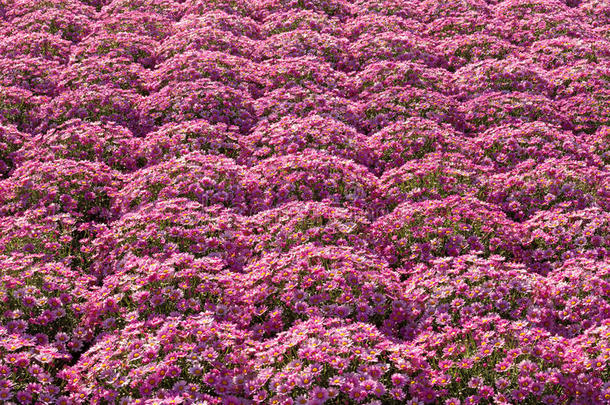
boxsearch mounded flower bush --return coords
[415,0,490,23]
[156,25,258,62]
[253,85,359,129]
[350,0,419,19]
[180,10,261,39]
[347,31,444,70]
[451,58,550,99]
[370,196,520,268]
[516,207,610,273]
[40,85,146,136]
[71,32,159,68]
[0,209,81,262]
[0,31,72,64]
[394,254,610,403]
[0,158,121,222]
[80,253,246,334]
[6,7,94,43]
[59,57,151,95]
[488,11,588,47]
[538,257,610,336]
[349,60,452,98]
[243,150,382,215]
[489,0,574,20]
[233,244,400,338]
[353,85,462,134]
[63,313,256,404]
[547,60,610,99]
[459,91,568,133]
[0,252,96,403]
[114,152,248,215]
[261,8,344,37]
[0,86,46,132]
[256,29,349,68]
[256,56,349,96]
[139,78,257,134]
[149,50,265,97]
[250,317,435,404]
[244,201,371,257]
[581,125,610,167]
[91,11,175,40]
[138,119,243,165]
[463,122,582,171]
[481,158,610,221]
[379,152,487,208]
[365,118,464,173]
[99,0,184,21]
[89,198,251,276]
[182,0,256,18]
[4,0,97,21]
[435,34,517,70]
[19,119,144,172]
[341,14,421,40]
[0,254,95,354]
[525,36,610,70]
[556,89,610,134]
[254,0,353,19]
[242,114,371,165]
[0,56,62,97]
[424,12,489,40]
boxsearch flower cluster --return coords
[250,317,428,404]
[0,209,81,262]
[243,150,382,215]
[354,85,461,134]
[256,56,349,95]
[365,118,464,173]
[244,201,371,256]
[435,34,517,70]
[379,152,487,208]
[41,85,145,136]
[242,114,371,165]
[482,158,610,221]
[114,152,248,214]
[256,29,349,67]
[138,119,243,165]
[459,91,569,133]
[370,196,520,267]
[63,313,256,404]
[0,158,121,221]
[89,198,251,276]
[547,60,610,98]
[59,57,150,95]
[557,89,610,134]
[20,119,144,172]
[139,78,256,134]
[451,58,550,99]
[0,57,62,96]
[157,18,258,61]
[253,85,358,128]
[582,125,610,166]
[349,60,452,98]
[234,244,400,338]
[464,122,582,170]
[517,207,610,273]
[149,50,265,96]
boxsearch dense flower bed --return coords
[1,0,609,403]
